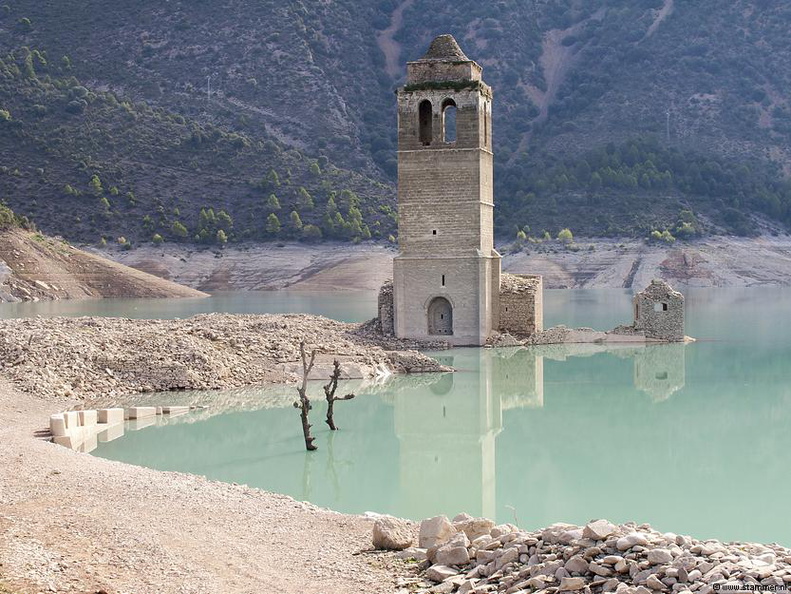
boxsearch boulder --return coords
[565,555,590,574]
[372,516,413,551]
[426,565,458,583]
[617,533,650,551]
[455,517,496,541]
[419,515,457,549]
[647,549,674,565]
[559,577,586,591]
[435,532,471,566]
[583,519,618,541]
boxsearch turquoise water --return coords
[82,288,791,546]
[0,290,377,322]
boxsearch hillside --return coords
[0,206,206,301]
[1,1,791,242]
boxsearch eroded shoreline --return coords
[1,314,790,594]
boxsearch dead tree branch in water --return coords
[323,359,355,431]
[293,340,318,451]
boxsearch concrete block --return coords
[49,414,68,437]
[97,423,125,443]
[127,417,156,431]
[98,408,124,424]
[156,406,164,415]
[127,406,156,420]
[53,435,78,449]
[54,426,85,450]
[63,411,79,429]
[78,410,97,426]
[79,431,98,454]
[162,406,190,416]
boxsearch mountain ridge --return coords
[1,0,791,243]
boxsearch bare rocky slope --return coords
[0,229,206,302]
[110,236,791,292]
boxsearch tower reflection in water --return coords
[381,343,686,521]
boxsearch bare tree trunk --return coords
[293,341,318,451]
[323,359,355,431]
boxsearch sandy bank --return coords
[0,379,413,594]
[105,235,791,292]
[0,229,206,302]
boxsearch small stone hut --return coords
[632,279,685,342]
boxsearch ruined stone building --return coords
[632,280,685,342]
[381,34,542,346]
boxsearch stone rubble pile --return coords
[0,313,449,402]
[373,515,791,594]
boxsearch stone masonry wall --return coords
[377,280,394,336]
[633,279,684,341]
[498,273,543,337]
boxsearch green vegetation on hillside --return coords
[499,137,791,237]
[0,43,395,245]
[1,0,791,241]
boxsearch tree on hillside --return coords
[266,193,281,211]
[289,210,303,232]
[266,212,280,235]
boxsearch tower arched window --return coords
[419,100,433,145]
[442,98,457,143]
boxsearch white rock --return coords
[419,516,457,549]
[395,547,427,561]
[648,549,674,565]
[559,577,586,591]
[647,575,668,590]
[495,547,519,571]
[426,565,458,583]
[583,519,618,540]
[617,533,650,551]
[565,555,590,574]
[372,516,413,551]
[455,517,495,541]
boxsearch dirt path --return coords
[0,380,412,594]
[376,0,415,79]
[512,12,604,164]
[644,0,675,39]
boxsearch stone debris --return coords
[0,313,451,402]
[372,516,415,551]
[402,518,791,594]
[419,515,458,550]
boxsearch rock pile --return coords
[381,515,791,594]
[0,313,449,402]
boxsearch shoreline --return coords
[3,376,791,593]
[102,235,791,293]
[0,313,448,403]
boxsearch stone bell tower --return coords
[392,34,501,346]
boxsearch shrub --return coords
[152,233,164,245]
[557,228,573,243]
[301,224,322,241]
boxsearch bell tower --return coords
[392,34,501,346]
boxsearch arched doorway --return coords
[428,297,453,335]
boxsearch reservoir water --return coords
[5,288,789,546]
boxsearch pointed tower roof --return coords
[419,34,470,62]
[405,34,483,86]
